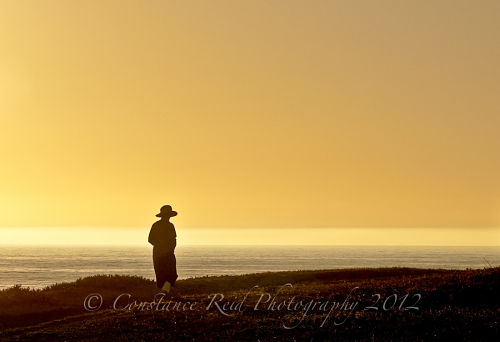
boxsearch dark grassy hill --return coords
[1,267,499,341]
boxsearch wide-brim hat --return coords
[156,205,178,218]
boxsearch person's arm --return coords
[168,223,177,251]
[148,225,156,246]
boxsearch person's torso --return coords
[152,220,176,250]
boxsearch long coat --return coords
[148,219,178,288]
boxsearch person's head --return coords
[155,205,178,221]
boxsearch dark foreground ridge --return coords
[1,267,499,341]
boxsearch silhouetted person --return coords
[148,205,178,294]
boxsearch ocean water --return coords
[0,245,499,289]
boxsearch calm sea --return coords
[0,245,499,289]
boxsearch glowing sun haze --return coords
[1,1,499,244]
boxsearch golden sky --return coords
[1,0,499,231]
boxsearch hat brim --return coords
[156,211,178,218]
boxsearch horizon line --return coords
[2,226,500,229]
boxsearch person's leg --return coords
[152,249,161,288]
[160,253,178,295]
[164,253,180,297]
[161,280,171,293]
[170,253,178,286]
[153,248,169,289]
